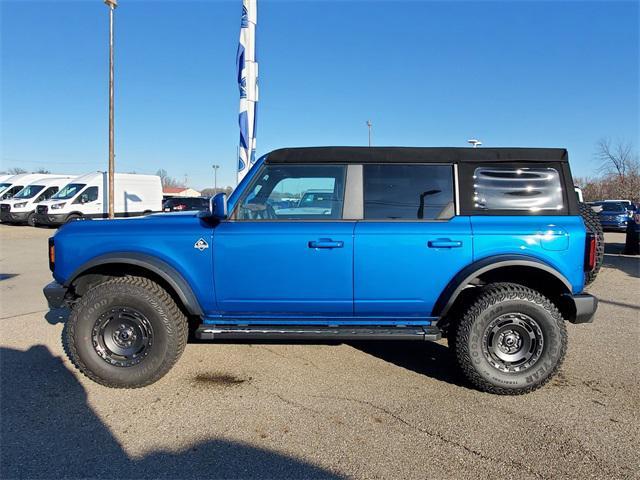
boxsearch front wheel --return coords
[63,276,188,388]
[454,283,567,395]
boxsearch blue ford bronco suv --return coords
[44,147,603,394]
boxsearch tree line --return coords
[574,139,639,203]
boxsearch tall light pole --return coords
[366,120,372,147]
[212,164,220,193]
[105,0,117,219]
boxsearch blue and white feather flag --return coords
[237,0,258,183]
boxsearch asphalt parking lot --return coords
[1,225,638,479]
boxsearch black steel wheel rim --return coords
[481,313,544,373]
[92,307,154,367]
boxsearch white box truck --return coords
[35,172,162,226]
[0,176,75,225]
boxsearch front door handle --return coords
[428,239,463,248]
[308,238,344,249]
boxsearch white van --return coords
[0,174,63,201]
[0,176,75,225]
[35,172,162,226]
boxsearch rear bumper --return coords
[43,281,68,309]
[571,293,598,324]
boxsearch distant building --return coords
[163,187,201,198]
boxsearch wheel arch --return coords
[433,255,575,322]
[65,253,204,316]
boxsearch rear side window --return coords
[473,167,564,212]
[363,165,454,220]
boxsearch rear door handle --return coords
[428,239,463,248]
[308,238,344,249]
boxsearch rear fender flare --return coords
[432,255,573,318]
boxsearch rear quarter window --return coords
[467,166,566,214]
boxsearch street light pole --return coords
[366,120,372,147]
[212,164,220,193]
[105,0,117,219]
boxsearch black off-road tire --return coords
[454,283,567,395]
[63,276,188,388]
[578,202,604,285]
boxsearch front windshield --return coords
[51,183,86,200]
[13,185,44,199]
[0,183,11,195]
[602,203,625,212]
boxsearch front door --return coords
[354,164,473,318]
[214,164,354,318]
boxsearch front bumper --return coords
[34,213,66,226]
[571,293,598,324]
[0,211,30,223]
[43,281,68,309]
[600,219,628,231]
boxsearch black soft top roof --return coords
[265,147,568,164]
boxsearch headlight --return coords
[13,202,27,209]
[50,203,66,210]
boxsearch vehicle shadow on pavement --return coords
[0,346,342,479]
[349,341,467,388]
[602,253,639,279]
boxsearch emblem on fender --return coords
[194,238,209,251]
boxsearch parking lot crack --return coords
[309,394,548,479]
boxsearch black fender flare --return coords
[432,254,573,318]
[65,252,204,316]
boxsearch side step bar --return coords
[195,325,442,341]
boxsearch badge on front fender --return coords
[194,238,209,251]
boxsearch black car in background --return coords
[162,197,209,212]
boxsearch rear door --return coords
[354,164,472,318]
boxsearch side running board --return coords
[195,325,442,341]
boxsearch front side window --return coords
[473,167,563,212]
[52,183,86,200]
[235,164,346,220]
[13,185,45,199]
[36,187,59,202]
[0,185,23,200]
[74,186,99,204]
[363,164,454,220]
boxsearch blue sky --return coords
[1,0,638,189]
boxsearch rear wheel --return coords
[578,202,604,285]
[63,276,188,388]
[454,283,567,395]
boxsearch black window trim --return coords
[359,162,457,223]
[227,162,459,223]
[229,162,351,222]
[458,162,572,216]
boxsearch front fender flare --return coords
[65,252,204,316]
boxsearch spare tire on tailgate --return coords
[578,202,604,285]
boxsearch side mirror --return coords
[208,193,228,219]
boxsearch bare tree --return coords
[578,139,640,202]
[35,168,51,174]
[155,169,184,188]
[596,138,638,179]
[7,167,27,175]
